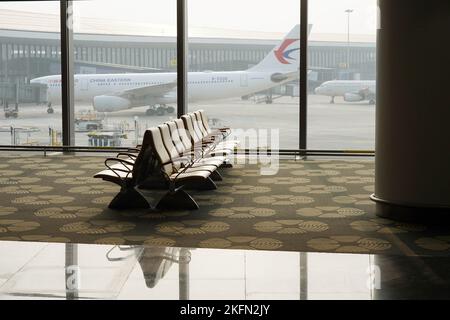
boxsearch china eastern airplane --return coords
[314,80,376,105]
[31,25,303,116]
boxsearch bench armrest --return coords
[104,158,134,179]
[117,152,137,160]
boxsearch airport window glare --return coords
[187,0,301,150]
[307,0,377,150]
[0,1,62,146]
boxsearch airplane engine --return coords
[93,95,131,112]
[271,73,288,83]
[344,93,364,102]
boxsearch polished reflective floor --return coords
[0,240,449,300]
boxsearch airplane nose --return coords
[30,78,43,85]
[314,87,321,94]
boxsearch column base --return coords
[371,194,450,224]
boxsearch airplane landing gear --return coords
[156,106,166,116]
[369,99,376,105]
[166,106,175,114]
[146,106,156,116]
[47,103,54,114]
[330,96,335,104]
[146,104,175,116]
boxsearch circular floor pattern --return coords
[318,163,366,170]
[91,196,114,205]
[0,177,41,185]
[198,236,283,250]
[0,219,40,233]
[0,185,53,195]
[328,176,375,184]
[21,163,68,170]
[355,169,375,176]
[258,176,311,185]
[215,185,271,195]
[220,177,244,185]
[253,195,315,206]
[296,207,366,218]
[62,158,105,164]
[415,236,450,251]
[156,220,230,236]
[195,195,234,206]
[9,158,52,165]
[0,170,24,177]
[60,220,136,234]
[36,169,86,177]
[34,206,103,219]
[291,169,340,177]
[54,176,99,185]
[289,185,347,194]
[67,185,118,195]
[253,220,329,234]
[208,207,276,219]
[350,218,427,234]
[12,195,75,205]
[333,194,373,206]
[0,206,18,217]
[307,236,391,253]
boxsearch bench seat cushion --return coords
[94,169,133,179]
[169,170,211,181]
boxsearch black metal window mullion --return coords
[177,0,188,118]
[300,0,308,155]
[60,0,75,148]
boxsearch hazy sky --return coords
[0,0,377,35]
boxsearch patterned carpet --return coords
[0,155,449,257]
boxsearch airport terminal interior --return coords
[0,0,449,300]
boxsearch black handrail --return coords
[0,145,375,157]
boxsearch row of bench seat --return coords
[94,110,238,210]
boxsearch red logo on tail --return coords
[274,39,299,64]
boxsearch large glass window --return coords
[308,0,377,150]
[0,1,61,146]
[0,1,378,151]
[72,0,177,147]
[188,0,301,150]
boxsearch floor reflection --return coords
[0,240,449,300]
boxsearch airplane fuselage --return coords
[35,70,287,106]
[30,24,302,113]
[315,80,376,97]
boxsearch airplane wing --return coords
[115,81,177,99]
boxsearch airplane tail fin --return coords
[249,24,310,73]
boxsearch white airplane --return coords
[31,25,302,116]
[314,80,376,105]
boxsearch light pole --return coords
[345,9,354,70]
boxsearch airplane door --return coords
[80,79,89,91]
[240,74,248,87]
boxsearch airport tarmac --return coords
[0,94,375,150]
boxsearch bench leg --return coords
[156,189,199,210]
[108,186,151,210]
[210,170,223,181]
[220,160,233,168]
